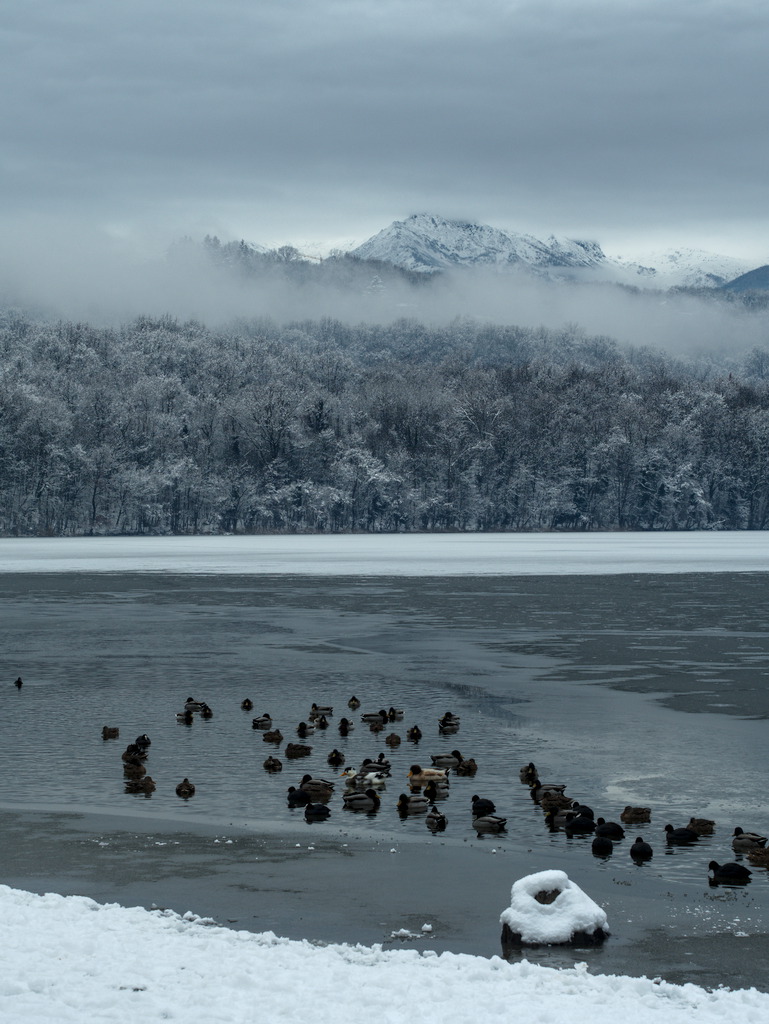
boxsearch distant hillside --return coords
[722,265,769,293]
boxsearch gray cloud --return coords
[1,0,768,261]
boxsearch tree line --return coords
[1,308,768,535]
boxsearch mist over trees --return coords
[1,307,769,536]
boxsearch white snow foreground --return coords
[2,884,768,1024]
[500,869,609,945]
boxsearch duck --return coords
[439,711,460,726]
[341,767,389,789]
[304,802,331,821]
[121,744,148,762]
[361,710,388,724]
[426,805,448,831]
[732,827,767,851]
[594,818,625,840]
[709,860,752,884]
[630,837,654,861]
[454,757,478,777]
[14,676,23,689]
[299,774,335,800]
[569,802,594,819]
[687,817,715,836]
[472,814,507,833]
[408,764,450,786]
[252,714,272,729]
[519,762,538,785]
[471,795,496,816]
[361,754,392,772]
[176,778,195,798]
[125,775,156,794]
[315,715,329,731]
[296,722,315,738]
[101,726,119,740]
[262,729,284,744]
[287,786,312,807]
[122,759,147,779]
[284,743,312,759]
[368,720,384,734]
[310,703,333,718]
[176,709,194,724]
[539,791,573,812]
[343,788,381,812]
[200,704,214,719]
[134,734,151,751]
[387,707,404,721]
[397,792,429,814]
[338,717,354,735]
[327,748,346,767]
[621,806,651,824]
[591,836,613,857]
[241,698,254,711]
[747,847,769,868]
[263,756,283,772]
[184,697,205,712]
[544,806,573,829]
[423,779,450,802]
[438,719,460,735]
[347,696,361,709]
[429,750,463,769]
[529,780,567,803]
[384,733,401,747]
[664,824,699,845]
[406,726,422,742]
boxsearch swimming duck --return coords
[252,714,272,729]
[347,696,361,709]
[338,718,354,735]
[262,729,284,744]
[539,791,573,812]
[423,779,450,802]
[296,722,315,738]
[732,827,767,851]
[519,762,538,785]
[397,792,429,814]
[304,802,331,821]
[327,748,346,767]
[176,778,195,799]
[429,750,463,769]
[200,704,213,719]
[176,709,194,724]
[299,774,335,800]
[125,775,156,794]
[591,836,613,857]
[630,837,654,861]
[594,818,625,840]
[284,742,313,759]
[426,806,448,831]
[438,719,460,735]
[361,754,392,772]
[747,847,769,868]
[471,795,496,816]
[387,707,404,721]
[529,780,568,803]
[544,806,573,829]
[134,734,151,751]
[709,860,752,884]
[406,726,422,742]
[454,757,478,777]
[621,806,651,824]
[341,767,389,789]
[315,715,329,731]
[184,698,205,712]
[241,698,254,711]
[287,786,312,807]
[310,703,333,718]
[121,744,148,762]
[687,817,715,836]
[263,756,283,772]
[472,814,507,833]
[664,824,699,845]
[361,710,388,725]
[102,726,119,740]
[385,733,401,747]
[122,759,147,778]
[408,765,450,786]
[14,676,22,690]
[343,788,381,812]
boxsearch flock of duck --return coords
[96,689,769,887]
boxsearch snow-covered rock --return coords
[500,869,609,946]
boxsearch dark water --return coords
[2,572,769,990]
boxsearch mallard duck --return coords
[263,756,283,772]
[287,786,311,807]
[426,805,447,831]
[347,696,361,709]
[327,748,345,767]
[296,721,315,738]
[519,762,537,785]
[361,710,388,725]
[384,733,401,747]
[361,754,391,772]
[471,795,496,816]
[529,780,567,803]
[473,814,507,833]
[544,806,573,829]
[747,847,769,867]
[123,759,147,779]
[539,791,573,812]
[630,837,653,861]
[388,707,404,721]
[14,676,22,689]
[343,788,381,812]
[341,767,389,789]
[263,729,284,744]
[732,827,767,851]
[621,806,651,824]
[369,720,384,734]
[284,742,312,758]
[299,774,335,800]
[592,836,613,857]
[664,824,699,845]
[429,750,463,768]
[252,714,272,729]
[397,792,429,814]
[408,764,449,786]
[407,725,422,742]
[241,698,254,711]
[594,818,625,840]
[454,757,478,776]
[121,744,147,762]
[438,720,460,735]
[200,704,213,719]
[102,726,119,740]
[424,779,450,802]
[310,703,333,718]
[338,717,354,735]
[304,802,331,821]
[687,817,715,836]
[125,775,156,794]
[176,778,195,798]
[184,698,205,712]
[315,715,329,731]
[176,709,194,723]
[709,860,752,884]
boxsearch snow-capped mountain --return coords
[349,214,606,274]
[347,214,754,289]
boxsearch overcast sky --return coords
[2,0,768,262]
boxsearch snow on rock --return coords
[500,869,609,946]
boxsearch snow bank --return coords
[2,884,768,1024]
[500,869,609,945]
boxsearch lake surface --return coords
[2,535,769,991]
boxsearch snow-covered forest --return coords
[2,308,769,536]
